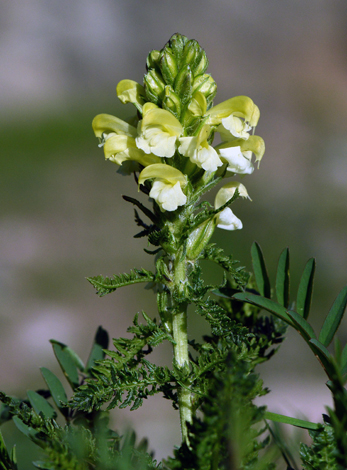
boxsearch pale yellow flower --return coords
[178,125,223,172]
[205,96,260,128]
[138,164,187,212]
[136,108,183,158]
[103,134,161,167]
[214,182,249,231]
[116,79,145,112]
[92,114,137,139]
[216,136,265,174]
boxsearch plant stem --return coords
[171,254,192,444]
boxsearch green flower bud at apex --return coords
[182,40,204,75]
[192,74,217,107]
[159,48,178,86]
[169,33,188,61]
[173,64,192,104]
[194,49,209,76]
[162,85,182,119]
[146,49,161,71]
[144,69,166,105]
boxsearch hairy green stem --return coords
[172,255,192,444]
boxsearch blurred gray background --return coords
[1,0,347,465]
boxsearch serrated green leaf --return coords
[233,292,294,326]
[122,195,159,224]
[86,326,109,372]
[0,429,11,470]
[276,248,290,307]
[264,411,319,430]
[40,367,68,414]
[50,341,80,389]
[296,258,315,319]
[251,242,271,298]
[286,310,316,343]
[27,390,57,419]
[87,268,156,297]
[318,285,347,347]
[309,339,335,379]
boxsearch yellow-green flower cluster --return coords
[93,34,265,229]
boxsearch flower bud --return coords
[181,40,209,76]
[192,74,217,107]
[186,218,217,260]
[159,48,178,86]
[144,69,166,105]
[169,33,188,60]
[116,79,145,112]
[146,50,161,71]
[173,64,192,104]
[162,85,181,119]
[194,50,209,76]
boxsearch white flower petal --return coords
[179,137,222,172]
[220,115,251,140]
[218,146,254,174]
[149,181,187,212]
[216,208,243,231]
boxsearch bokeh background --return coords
[1,0,347,466]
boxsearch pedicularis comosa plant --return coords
[1,33,347,470]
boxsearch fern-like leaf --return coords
[87,268,156,297]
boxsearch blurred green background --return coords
[1,0,347,465]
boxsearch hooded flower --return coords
[103,134,161,167]
[216,136,265,174]
[205,96,260,128]
[138,164,187,212]
[116,79,146,112]
[92,113,137,140]
[214,182,249,231]
[136,106,183,158]
[178,125,223,172]
[92,113,160,168]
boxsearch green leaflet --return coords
[264,411,319,430]
[318,285,347,347]
[40,367,68,414]
[276,247,290,307]
[232,292,294,326]
[27,391,57,420]
[286,310,316,343]
[50,341,81,390]
[87,268,156,297]
[251,242,271,298]
[86,326,109,371]
[309,339,335,380]
[12,416,36,441]
[296,258,315,319]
